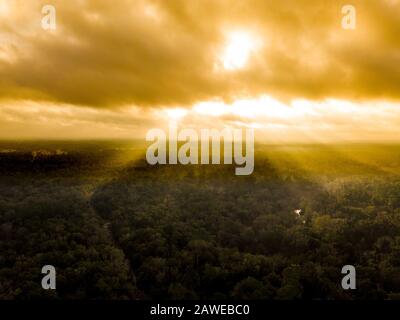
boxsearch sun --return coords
[221,31,259,71]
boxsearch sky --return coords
[0,0,399,141]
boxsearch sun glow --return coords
[221,31,259,71]
[165,108,188,120]
[159,96,400,143]
[193,96,292,119]
[0,1,10,16]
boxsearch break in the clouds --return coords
[0,0,399,139]
[1,97,400,142]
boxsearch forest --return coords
[1,141,400,299]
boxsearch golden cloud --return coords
[0,0,399,108]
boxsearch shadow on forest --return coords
[2,143,400,300]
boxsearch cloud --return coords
[180,97,400,142]
[0,0,400,109]
[1,97,399,142]
[0,100,160,139]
